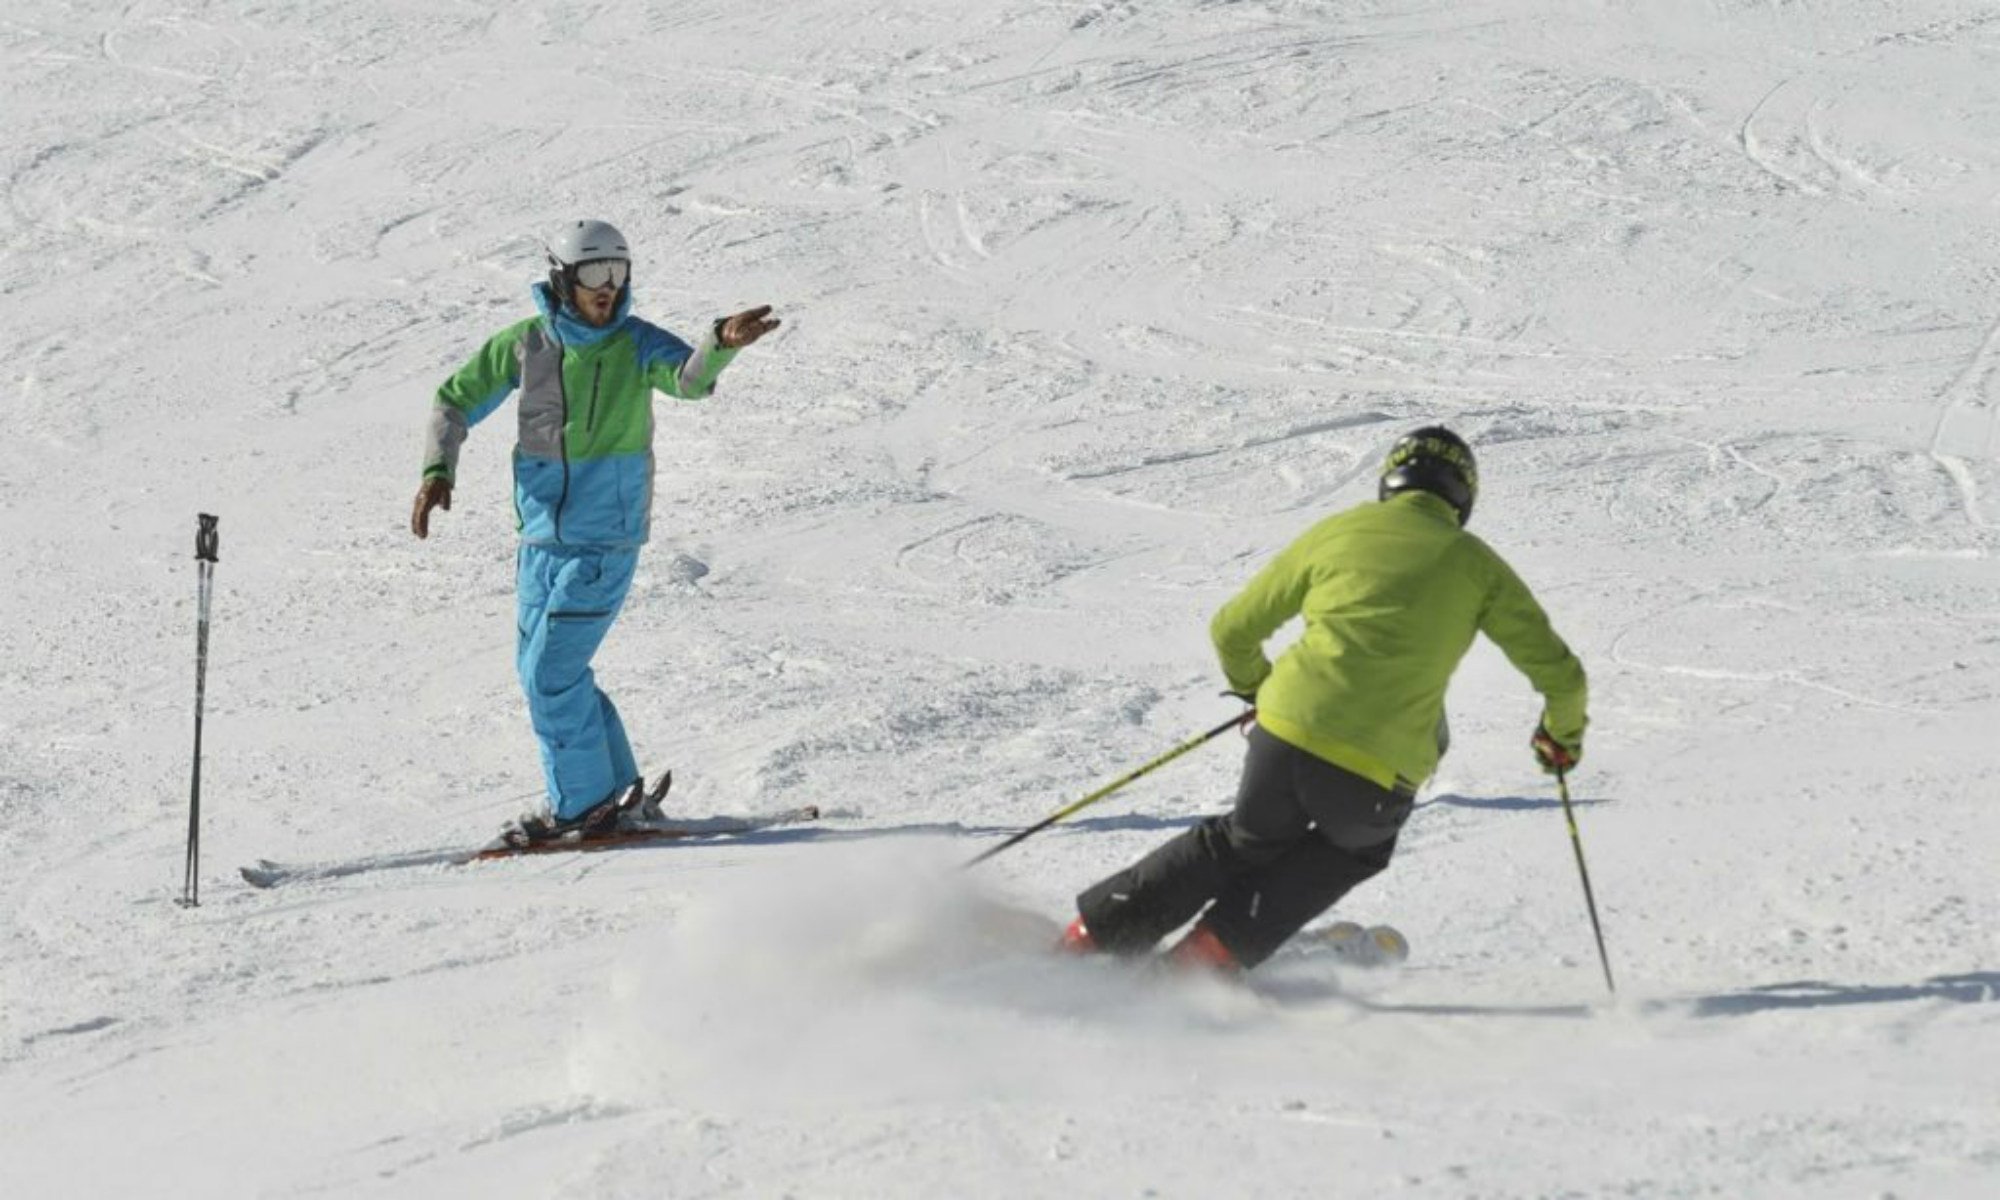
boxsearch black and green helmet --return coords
[1378,426,1478,524]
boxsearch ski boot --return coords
[1163,921,1243,977]
[1055,915,1099,956]
[612,771,675,830]
[500,780,643,848]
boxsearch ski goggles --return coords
[570,258,629,291]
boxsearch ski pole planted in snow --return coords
[1556,767,1614,994]
[180,514,220,909]
[963,709,1252,868]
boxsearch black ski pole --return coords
[1555,767,1614,994]
[964,709,1251,868]
[180,514,220,909]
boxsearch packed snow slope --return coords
[4,1,1998,1196]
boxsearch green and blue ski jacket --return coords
[422,284,737,547]
[1212,491,1588,791]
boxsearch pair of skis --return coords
[240,773,820,889]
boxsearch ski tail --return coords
[1308,921,1410,967]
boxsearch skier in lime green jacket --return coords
[1063,427,1589,971]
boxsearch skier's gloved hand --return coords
[411,478,452,539]
[1530,724,1581,774]
[715,305,781,349]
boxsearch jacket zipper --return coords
[584,360,604,432]
[553,340,571,543]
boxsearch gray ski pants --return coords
[1076,724,1415,969]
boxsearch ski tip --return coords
[239,866,277,889]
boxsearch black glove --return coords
[1531,724,1581,774]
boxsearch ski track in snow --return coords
[3,1,1999,1197]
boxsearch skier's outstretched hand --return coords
[411,478,452,539]
[717,305,780,348]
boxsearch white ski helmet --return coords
[546,219,629,267]
[544,219,631,303]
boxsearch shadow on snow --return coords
[1679,973,2000,1016]
[725,812,1207,848]
[1417,792,1614,813]
[1257,972,2000,1019]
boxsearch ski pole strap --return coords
[196,514,219,562]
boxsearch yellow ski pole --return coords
[1556,767,1615,994]
[964,710,1252,868]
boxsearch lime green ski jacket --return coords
[1211,491,1587,791]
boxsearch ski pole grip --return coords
[196,514,220,563]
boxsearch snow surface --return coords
[4,0,1998,1195]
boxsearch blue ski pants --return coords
[516,544,641,819]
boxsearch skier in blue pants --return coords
[411,219,780,841]
[513,546,642,829]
